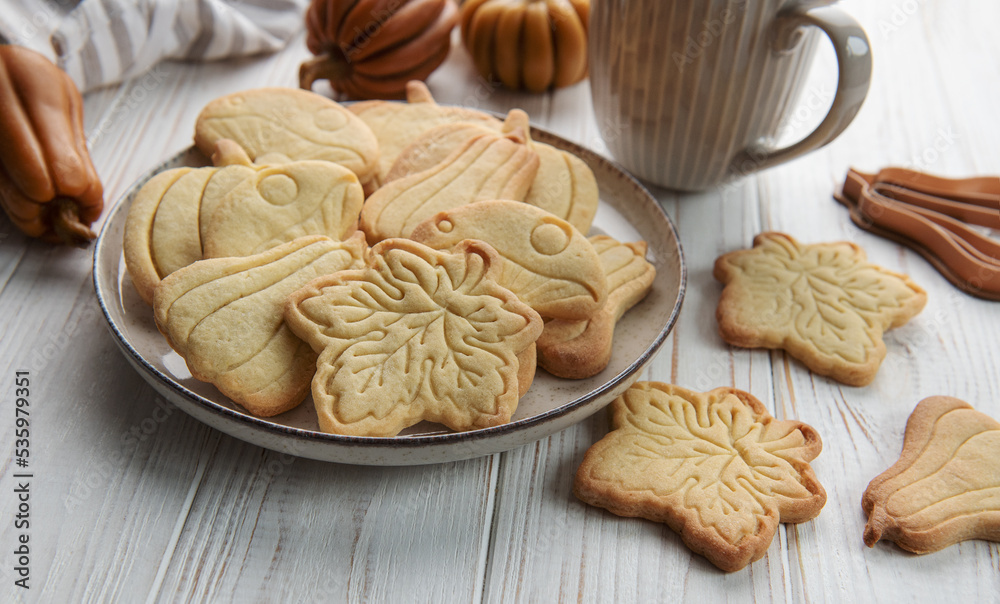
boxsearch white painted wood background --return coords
[1,0,998,601]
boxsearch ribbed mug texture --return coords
[589,0,820,191]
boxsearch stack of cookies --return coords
[123,82,656,437]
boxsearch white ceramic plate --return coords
[93,130,685,465]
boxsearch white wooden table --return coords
[2,1,998,601]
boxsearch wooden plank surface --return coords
[1,1,998,602]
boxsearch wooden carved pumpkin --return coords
[300,0,460,100]
[460,0,589,93]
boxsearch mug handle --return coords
[729,4,872,176]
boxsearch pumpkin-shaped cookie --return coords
[410,200,607,320]
[153,235,368,417]
[350,81,502,186]
[194,87,379,185]
[125,165,227,304]
[359,110,538,243]
[461,0,590,92]
[863,396,1000,554]
[387,120,599,233]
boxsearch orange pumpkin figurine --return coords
[461,0,590,93]
[300,0,460,100]
[0,45,104,246]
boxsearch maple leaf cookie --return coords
[713,232,927,386]
[862,396,1000,554]
[574,382,826,572]
[284,238,543,436]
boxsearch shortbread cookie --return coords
[201,156,363,258]
[574,382,826,572]
[359,110,539,244]
[194,87,379,185]
[410,200,607,320]
[524,140,599,234]
[124,167,197,303]
[383,122,490,183]
[387,120,599,233]
[862,396,1000,554]
[196,141,259,242]
[124,142,364,304]
[125,150,256,304]
[153,234,367,417]
[349,80,502,186]
[537,236,655,378]
[149,167,212,276]
[284,238,543,436]
[713,232,927,386]
[517,343,537,398]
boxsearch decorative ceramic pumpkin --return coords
[0,45,103,245]
[300,0,460,100]
[460,0,589,93]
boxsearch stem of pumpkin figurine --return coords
[50,198,96,247]
[299,52,351,92]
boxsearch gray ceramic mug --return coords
[589,0,872,191]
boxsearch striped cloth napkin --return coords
[0,0,308,92]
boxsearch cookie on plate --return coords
[359,110,539,244]
[574,382,826,572]
[200,152,364,259]
[713,232,927,386]
[862,395,1000,554]
[387,121,599,234]
[536,235,655,378]
[284,238,543,436]
[153,234,367,417]
[194,87,380,185]
[410,200,607,321]
[123,141,364,304]
[349,80,502,187]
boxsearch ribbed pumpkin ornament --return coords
[300,0,460,100]
[460,0,589,93]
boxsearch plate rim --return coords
[92,127,686,455]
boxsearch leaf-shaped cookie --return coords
[537,235,656,378]
[862,396,1000,554]
[285,238,543,436]
[574,382,826,572]
[153,235,368,417]
[387,120,599,233]
[410,200,607,320]
[194,87,380,185]
[349,80,502,186]
[714,232,927,386]
[359,110,539,244]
